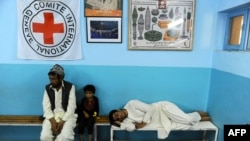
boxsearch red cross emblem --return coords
[22,1,77,57]
[33,12,64,45]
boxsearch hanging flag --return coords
[17,0,82,60]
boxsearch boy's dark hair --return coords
[109,109,118,125]
[83,84,95,93]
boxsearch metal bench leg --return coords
[110,128,114,141]
[94,124,97,141]
[202,131,209,141]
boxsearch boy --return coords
[77,84,99,141]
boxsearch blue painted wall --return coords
[0,0,214,67]
[0,64,211,140]
[208,69,250,141]
[207,0,250,141]
[0,64,210,115]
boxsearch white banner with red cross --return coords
[17,0,82,60]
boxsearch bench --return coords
[110,121,218,141]
[0,115,43,126]
[0,115,109,141]
[94,115,110,141]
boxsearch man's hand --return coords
[114,121,121,127]
[49,118,59,135]
[57,120,65,134]
[133,122,146,129]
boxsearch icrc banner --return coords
[17,0,82,60]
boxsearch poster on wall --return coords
[128,0,195,50]
[85,0,123,17]
[86,17,122,43]
[17,0,82,60]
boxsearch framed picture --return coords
[128,0,196,50]
[86,17,122,43]
[85,0,123,17]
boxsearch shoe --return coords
[79,134,84,141]
[88,134,92,141]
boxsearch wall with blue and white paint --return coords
[0,0,249,141]
[208,0,250,141]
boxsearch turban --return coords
[48,64,65,78]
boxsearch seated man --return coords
[40,64,77,141]
[109,99,209,139]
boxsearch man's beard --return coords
[51,82,62,89]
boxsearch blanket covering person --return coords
[109,100,202,139]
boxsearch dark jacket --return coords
[45,81,73,111]
[77,96,99,121]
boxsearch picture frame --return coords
[86,17,122,43]
[85,0,123,17]
[128,0,196,50]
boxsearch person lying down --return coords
[109,99,210,139]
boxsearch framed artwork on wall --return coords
[85,0,123,17]
[86,17,122,43]
[128,0,196,50]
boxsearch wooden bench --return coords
[110,121,218,141]
[0,115,109,141]
[0,115,43,126]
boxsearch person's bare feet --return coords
[197,111,208,117]
[197,111,211,121]
[201,116,211,121]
